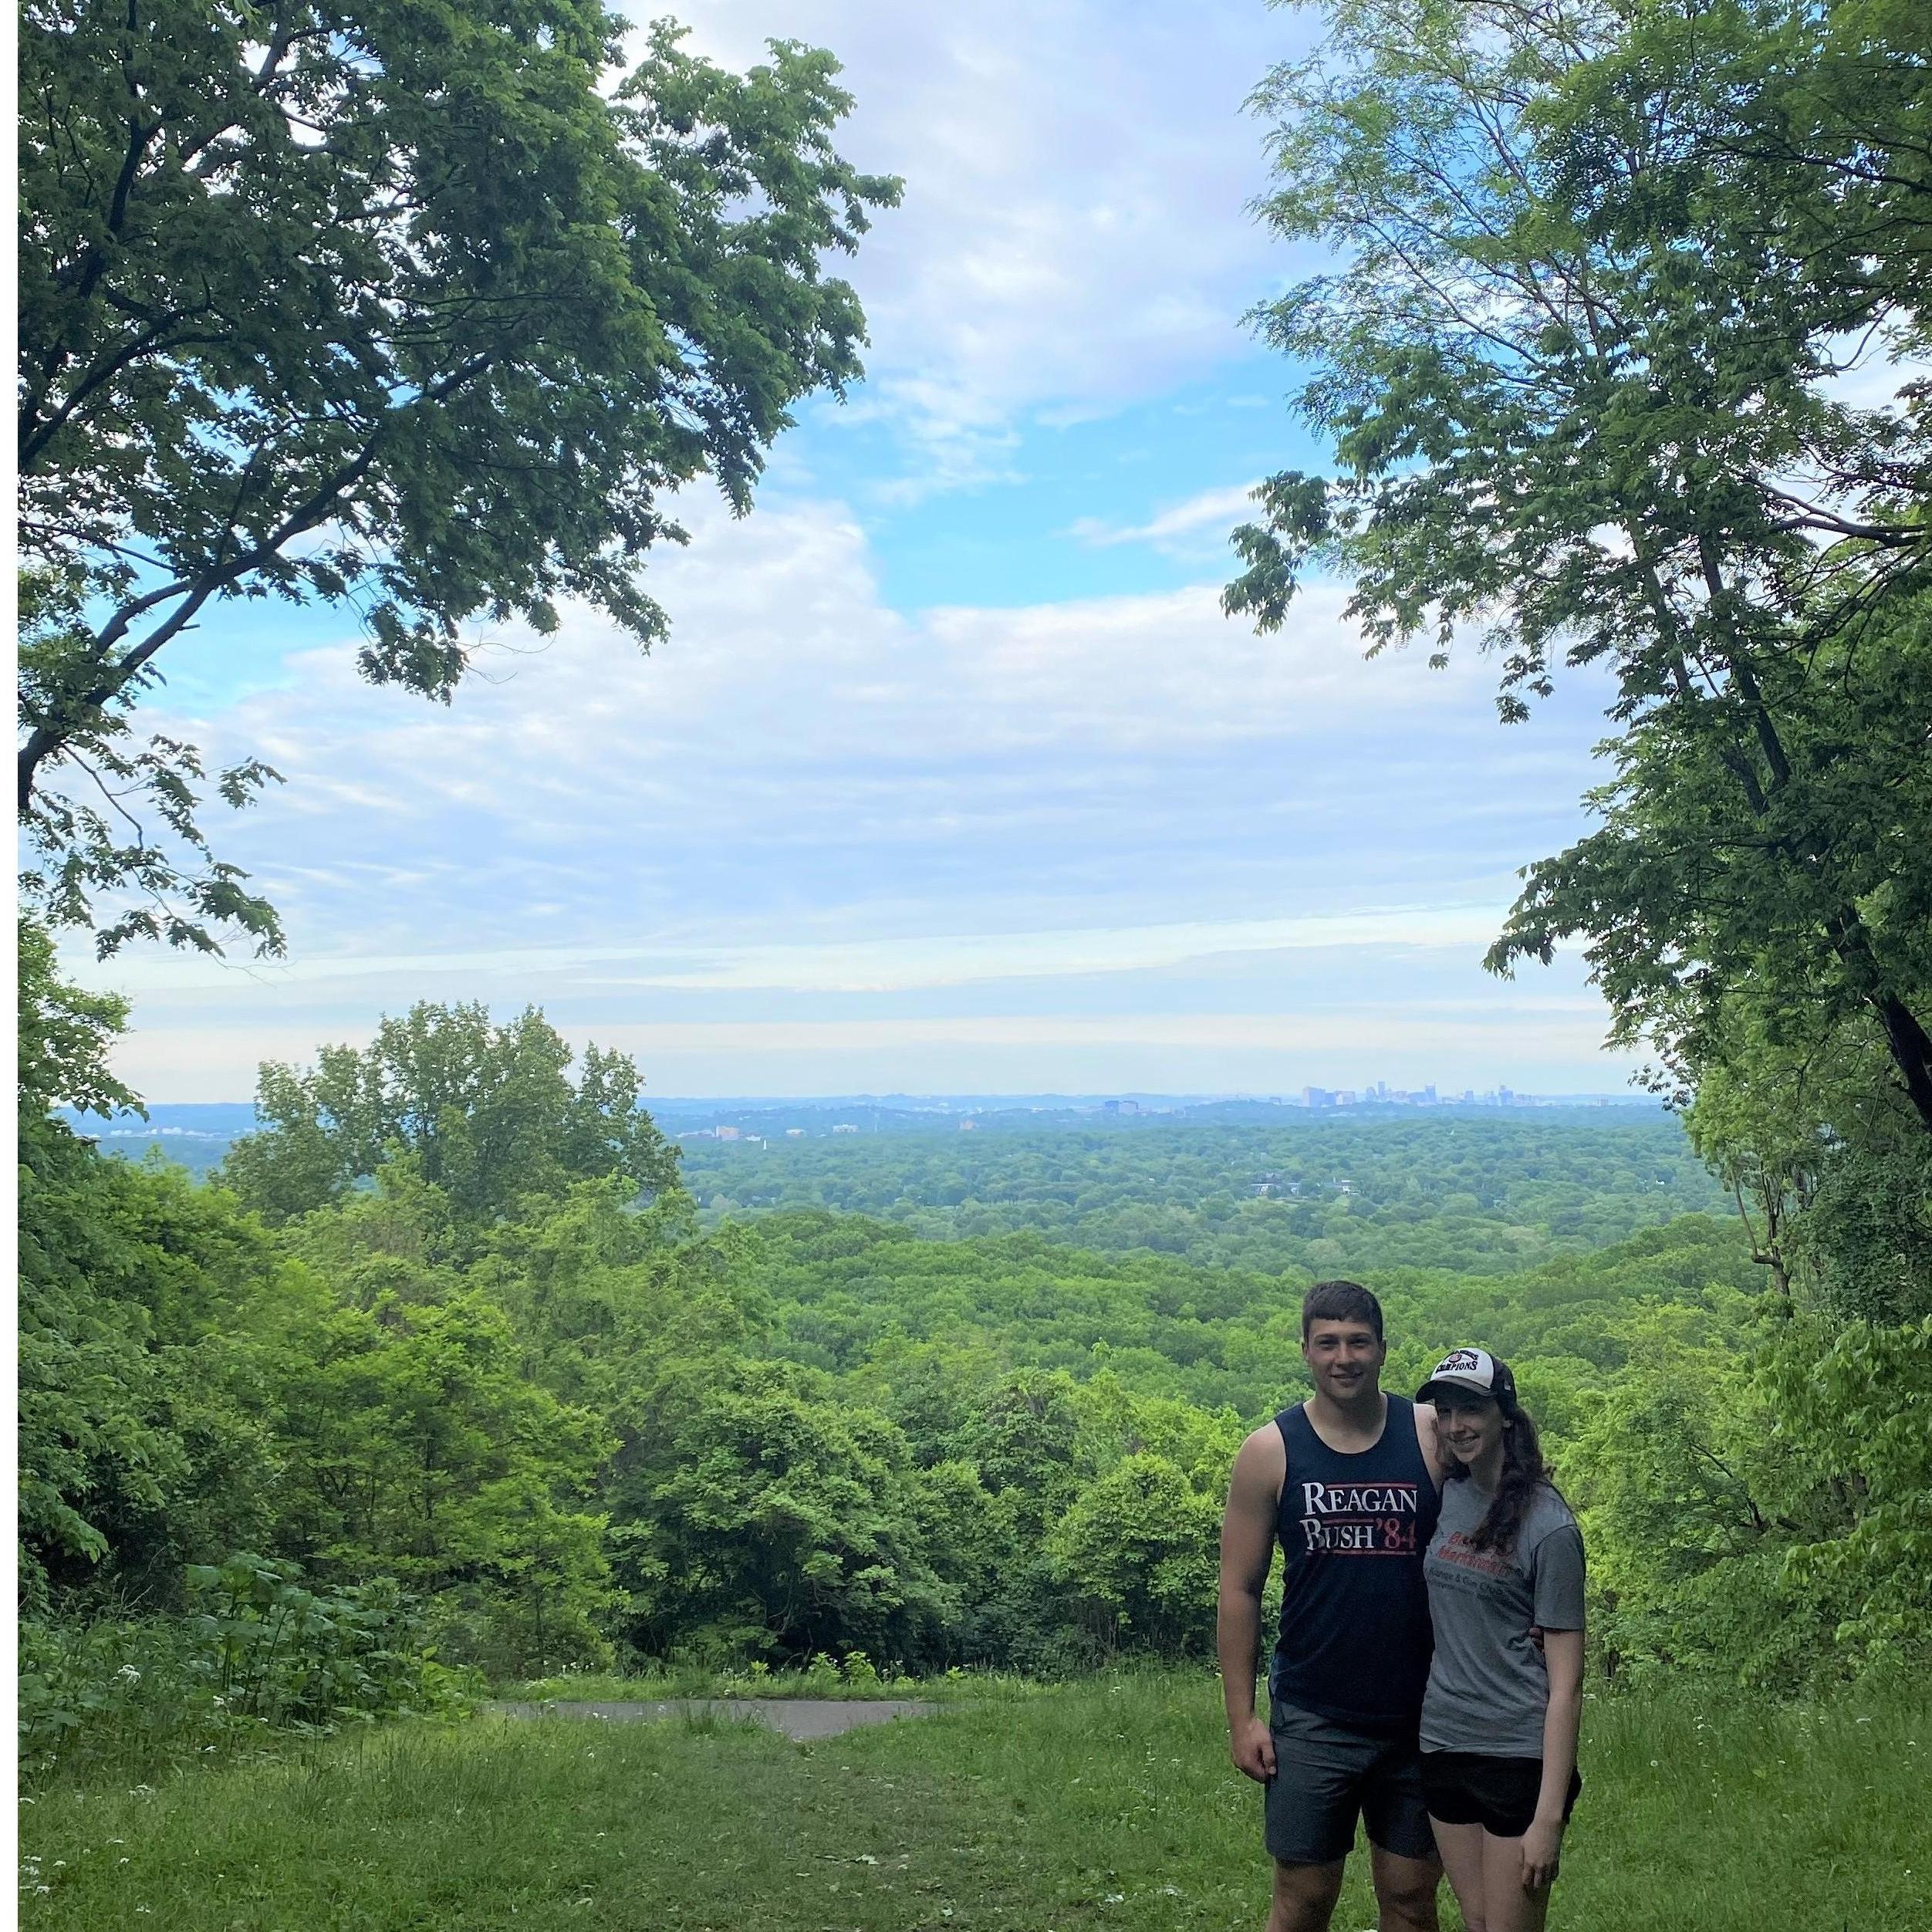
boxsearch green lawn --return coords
[18,1675,1928,1930]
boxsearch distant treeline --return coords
[681,1114,1731,1275]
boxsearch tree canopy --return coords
[18,2,897,953]
[1228,0,1932,1130]
[220,1000,679,1227]
[1227,0,1932,1303]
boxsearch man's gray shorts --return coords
[1263,1699,1436,1866]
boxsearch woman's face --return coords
[1434,1389,1507,1467]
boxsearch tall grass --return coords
[17,1673,1928,1929]
[19,1558,472,1789]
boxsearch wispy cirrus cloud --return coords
[1066,481,1262,552]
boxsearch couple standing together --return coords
[1219,1280,1586,1932]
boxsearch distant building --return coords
[1302,1086,1336,1108]
[716,1125,741,1142]
[959,1118,978,1131]
[785,1127,805,1137]
[833,1123,860,1133]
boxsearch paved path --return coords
[485,1697,937,1741]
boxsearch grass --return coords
[17,1674,1929,1930]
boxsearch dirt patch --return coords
[485,1697,937,1741]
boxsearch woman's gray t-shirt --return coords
[1420,1478,1585,1758]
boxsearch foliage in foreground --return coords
[17,1676,1929,1930]
[19,1555,472,1788]
[20,958,1930,1728]
[25,1099,1929,1709]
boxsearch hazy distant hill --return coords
[59,1103,258,1179]
[62,1093,1675,1210]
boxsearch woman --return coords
[1413,1348,1584,1932]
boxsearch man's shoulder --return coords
[1235,1416,1290,1489]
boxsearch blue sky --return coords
[76,0,1647,1103]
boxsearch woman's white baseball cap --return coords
[1416,1346,1519,1411]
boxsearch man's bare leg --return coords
[1269,1857,1345,1932]
[1369,1844,1442,1932]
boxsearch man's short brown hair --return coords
[1301,1278,1383,1343]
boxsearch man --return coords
[1218,1280,1447,1932]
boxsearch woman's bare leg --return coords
[1427,1818,1488,1932]
[1479,1830,1552,1932]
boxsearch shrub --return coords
[18,1555,473,1785]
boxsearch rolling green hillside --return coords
[685,1113,1732,1273]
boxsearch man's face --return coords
[1302,1318,1386,1401]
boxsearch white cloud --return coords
[661,2,1306,485]
[73,484,1629,1098]
[154,492,1508,875]
[1067,481,1262,551]
[85,904,1518,1000]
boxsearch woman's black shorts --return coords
[1420,1751,1582,1839]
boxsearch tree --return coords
[19,2,898,953]
[1765,1312,1932,1670]
[1682,1009,1932,1320]
[606,1356,951,1667]
[1227,0,1932,1136]
[18,919,283,1603]
[19,914,137,1118]
[219,1001,679,1225]
[1046,1454,1221,1657]
[1559,1299,1805,1684]
[260,1278,616,1673]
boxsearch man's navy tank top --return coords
[1272,1394,1439,1735]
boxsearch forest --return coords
[679,1112,1730,1272]
[20,982,1927,1787]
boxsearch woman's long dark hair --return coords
[1447,1395,1553,1556]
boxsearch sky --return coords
[72,0,1650,1104]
